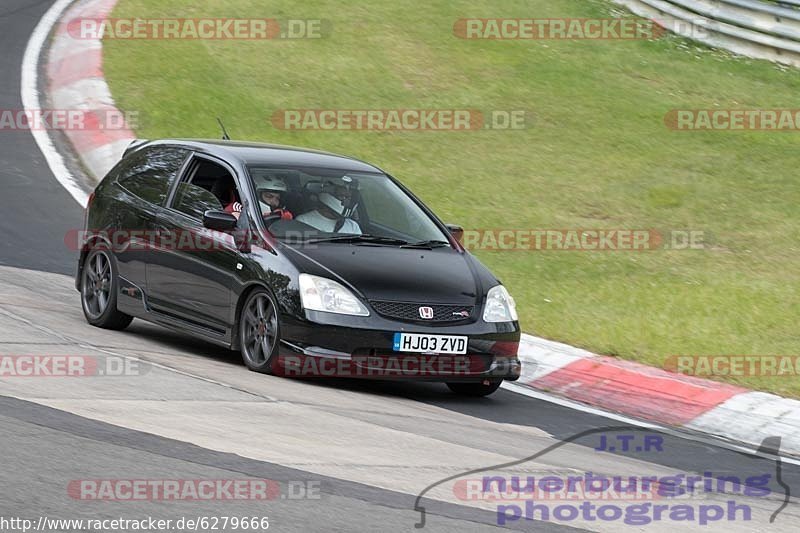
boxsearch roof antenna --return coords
[217,118,231,140]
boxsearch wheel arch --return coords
[231,281,275,351]
[76,233,115,291]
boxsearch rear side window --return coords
[117,146,189,205]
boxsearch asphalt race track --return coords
[0,1,799,531]
[0,0,82,274]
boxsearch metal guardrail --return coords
[614,0,800,66]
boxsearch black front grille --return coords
[370,300,474,323]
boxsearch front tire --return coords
[239,288,281,373]
[80,246,133,330]
[446,380,502,397]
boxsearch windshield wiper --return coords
[401,239,451,249]
[304,235,451,248]
[305,234,411,246]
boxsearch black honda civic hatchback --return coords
[76,139,521,396]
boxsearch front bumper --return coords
[277,310,521,382]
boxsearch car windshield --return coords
[246,166,450,246]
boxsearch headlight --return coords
[298,274,370,316]
[482,285,518,322]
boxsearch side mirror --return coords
[445,223,464,243]
[203,210,237,231]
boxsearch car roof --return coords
[137,139,383,174]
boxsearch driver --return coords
[296,179,361,234]
[224,176,293,221]
[254,176,293,220]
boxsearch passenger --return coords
[296,180,361,234]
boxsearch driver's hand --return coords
[263,208,293,221]
[272,208,293,220]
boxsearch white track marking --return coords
[688,392,800,451]
[517,333,594,381]
[21,0,88,207]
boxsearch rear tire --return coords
[80,245,133,330]
[239,288,281,374]
[446,380,502,397]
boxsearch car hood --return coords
[282,244,481,305]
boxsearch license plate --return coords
[392,333,468,354]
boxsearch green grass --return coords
[105,0,800,396]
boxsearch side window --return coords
[117,146,189,205]
[171,158,237,221]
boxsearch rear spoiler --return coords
[122,138,150,158]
